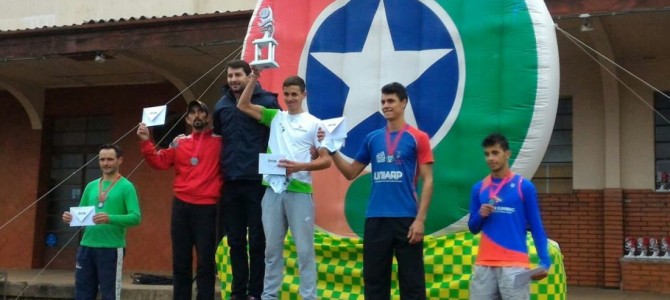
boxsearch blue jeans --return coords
[75,246,124,300]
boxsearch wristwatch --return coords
[328,149,337,156]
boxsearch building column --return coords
[587,15,623,289]
[603,188,623,288]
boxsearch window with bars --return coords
[43,116,111,268]
[654,92,670,191]
[532,97,573,193]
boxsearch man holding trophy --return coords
[213,7,282,300]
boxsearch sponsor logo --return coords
[373,171,403,181]
[494,206,516,214]
[376,151,386,163]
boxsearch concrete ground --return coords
[0,269,668,299]
[568,286,668,300]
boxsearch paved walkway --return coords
[0,269,668,299]
[568,286,668,300]
[0,269,175,299]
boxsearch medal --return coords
[485,173,514,206]
[488,196,501,205]
[98,174,121,208]
[190,132,204,166]
[385,124,408,164]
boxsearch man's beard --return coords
[102,167,117,175]
[193,120,206,130]
[228,82,246,93]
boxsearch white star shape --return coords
[310,0,452,129]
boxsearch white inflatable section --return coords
[511,0,561,178]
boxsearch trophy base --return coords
[250,60,279,70]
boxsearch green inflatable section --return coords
[216,231,566,299]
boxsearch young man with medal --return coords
[330,82,434,299]
[137,100,222,300]
[468,133,551,300]
[237,70,331,300]
[62,144,141,300]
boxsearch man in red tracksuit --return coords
[137,100,222,300]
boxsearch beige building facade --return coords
[0,0,253,31]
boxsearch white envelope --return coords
[70,206,96,227]
[322,117,347,139]
[513,267,546,288]
[322,139,346,153]
[142,105,167,127]
[259,153,286,175]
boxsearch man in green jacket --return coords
[62,143,142,300]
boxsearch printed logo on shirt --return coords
[391,153,403,164]
[373,170,403,182]
[287,121,308,132]
[494,206,516,214]
[376,151,386,163]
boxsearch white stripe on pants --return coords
[115,248,123,300]
[261,187,316,300]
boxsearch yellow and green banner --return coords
[217,231,566,299]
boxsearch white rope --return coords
[14,227,83,299]
[554,25,670,124]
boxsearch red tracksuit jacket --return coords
[140,129,222,205]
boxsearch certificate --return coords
[141,105,167,127]
[322,117,347,152]
[513,267,546,288]
[258,153,286,175]
[70,206,96,227]
[322,117,347,139]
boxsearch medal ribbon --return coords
[191,131,205,165]
[385,124,408,157]
[487,172,514,203]
[98,174,121,206]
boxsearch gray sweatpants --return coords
[469,265,530,300]
[260,187,316,300]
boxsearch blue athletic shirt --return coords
[468,174,552,269]
[354,125,433,218]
